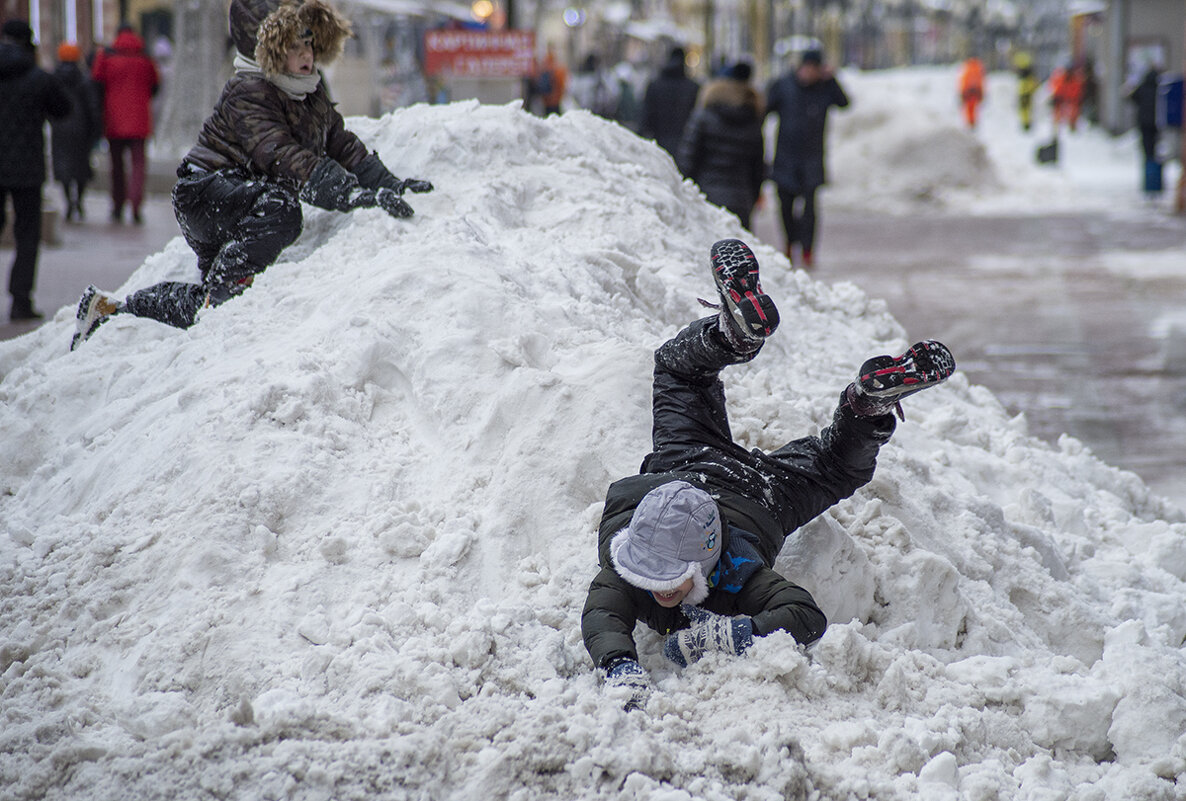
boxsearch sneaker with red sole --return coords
[709,239,779,348]
[847,340,956,419]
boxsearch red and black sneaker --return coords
[848,340,955,419]
[709,239,779,347]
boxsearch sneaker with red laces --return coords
[709,239,779,349]
[846,340,955,419]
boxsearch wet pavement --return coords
[751,201,1186,508]
[4,183,1186,507]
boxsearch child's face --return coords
[285,37,315,75]
[651,578,694,608]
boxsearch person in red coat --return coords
[91,25,159,223]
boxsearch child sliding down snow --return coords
[70,0,432,350]
[581,238,955,710]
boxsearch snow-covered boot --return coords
[70,285,122,351]
[709,238,779,352]
[845,340,955,419]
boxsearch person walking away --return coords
[958,56,985,129]
[582,238,955,710]
[51,42,102,222]
[641,47,700,161]
[91,25,158,224]
[676,62,765,230]
[533,45,567,116]
[570,53,619,119]
[764,49,849,268]
[612,61,642,132]
[69,0,433,350]
[1049,64,1084,133]
[1129,66,1162,194]
[0,19,70,321]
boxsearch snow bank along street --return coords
[2,68,1186,799]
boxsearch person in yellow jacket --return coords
[958,56,985,129]
[1014,53,1038,131]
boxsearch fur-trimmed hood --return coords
[229,0,352,76]
[699,77,763,120]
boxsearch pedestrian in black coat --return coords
[677,63,765,229]
[1129,67,1160,163]
[581,239,955,710]
[51,43,103,222]
[641,47,700,160]
[0,19,70,321]
[764,49,848,268]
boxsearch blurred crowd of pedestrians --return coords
[526,43,851,270]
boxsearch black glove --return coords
[352,151,433,196]
[375,188,414,219]
[396,177,433,195]
[301,157,375,212]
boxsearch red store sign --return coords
[423,30,536,78]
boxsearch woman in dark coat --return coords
[50,43,102,222]
[676,64,765,229]
[641,47,700,159]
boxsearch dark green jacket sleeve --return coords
[713,566,827,645]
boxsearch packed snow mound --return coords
[3,99,1186,800]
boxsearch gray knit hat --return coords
[610,480,722,605]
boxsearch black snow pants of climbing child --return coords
[122,166,303,329]
[639,316,896,551]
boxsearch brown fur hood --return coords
[229,0,352,76]
[699,78,764,117]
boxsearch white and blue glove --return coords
[604,657,652,711]
[662,605,755,668]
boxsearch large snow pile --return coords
[3,88,1186,800]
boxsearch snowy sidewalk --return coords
[0,191,180,343]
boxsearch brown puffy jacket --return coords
[182,0,366,185]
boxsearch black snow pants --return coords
[639,316,895,549]
[123,167,303,329]
[777,185,818,254]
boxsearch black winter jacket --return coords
[765,72,848,193]
[641,58,700,157]
[50,61,102,184]
[582,470,829,669]
[677,78,766,225]
[0,42,70,187]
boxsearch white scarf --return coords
[233,54,321,100]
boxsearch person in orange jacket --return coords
[958,56,985,129]
[1050,64,1084,132]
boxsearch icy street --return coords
[2,66,1186,800]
